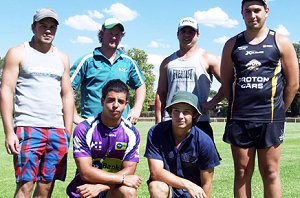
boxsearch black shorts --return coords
[223,120,285,149]
[196,121,221,160]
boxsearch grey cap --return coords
[33,8,59,24]
[165,91,201,115]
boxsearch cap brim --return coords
[104,23,124,31]
[165,101,201,115]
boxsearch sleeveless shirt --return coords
[164,49,212,121]
[229,30,285,122]
[14,42,65,128]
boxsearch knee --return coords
[148,181,169,197]
[119,185,137,198]
[261,166,280,181]
[234,165,254,180]
[16,182,35,196]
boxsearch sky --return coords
[0,0,299,91]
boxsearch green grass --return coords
[1,122,300,197]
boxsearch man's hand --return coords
[186,180,207,198]
[76,184,110,198]
[5,132,20,155]
[122,175,142,189]
[126,107,141,125]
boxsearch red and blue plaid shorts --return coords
[14,126,71,182]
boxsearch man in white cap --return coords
[1,8,74,197]
[145,91,220,198]
[70,18,146,125]
[155,16,223,159]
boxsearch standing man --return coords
[155,17,224,149]
[67,79,142,198]
[70,18,146,125]
[221,0,299,197]
[1,8,74,198]
[145,91,220,198]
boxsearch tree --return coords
[126,48,155,112]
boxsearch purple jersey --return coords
[73,114,140,173]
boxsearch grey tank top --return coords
[164,49,212,122]
[14,42,65,128]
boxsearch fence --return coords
[139,117,300,123]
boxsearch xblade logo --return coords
[245,50,264,56]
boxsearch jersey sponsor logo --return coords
[238,76,269,89]
[91,141,102,150]
[92,158,122,172]
[246,59,261,71]
[115,142,127,150]
[263,44,273,48]
[238,45,248,50]
[118,67,127,72]
[171,68,194,81]
[245,50,264,56]
[105,133,117,137]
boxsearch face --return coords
[177,26,199,47]
[101,91,128,121]
[32,18,58,44]
[171,103,195,130]
[100,26,124,49]
[242,1,268,30]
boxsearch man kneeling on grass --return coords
[144,91,220,198]
[67,79,142,198]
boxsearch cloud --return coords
[147,40,170,48]
[274,24,290,36]
[71,36,94,44]
[194,7,238,28]
[214,35,230,44]
[88,10,104,19]
[103,3,138,21]
[65,14,101,31]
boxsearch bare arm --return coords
[220,38,236,100]
[0,46,23,154]
[155,58,169,123]
[59,52,74,133]
[73,105,84,125]
[276,34,299,111]
[148,158,207,197]
[75,157,142,188]
[201,52,225,112]
[127,83,146,124]
[200,169,215,198]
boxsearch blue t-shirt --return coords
[70,48,146,118]
[144,120,220,193]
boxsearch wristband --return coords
[121,174,126,185]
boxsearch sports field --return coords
[1,122,299,197]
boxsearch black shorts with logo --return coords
[223,120,285,149]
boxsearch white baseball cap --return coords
[102,18,124,32]
[33,8,59,24]
[178,17,198,31]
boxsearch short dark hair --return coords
[102,79,129,101]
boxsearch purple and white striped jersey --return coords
[72,114,140,173]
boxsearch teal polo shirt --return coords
[70,48,145,118]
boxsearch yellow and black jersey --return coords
[229,30,285,122]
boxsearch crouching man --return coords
[145,91,220,198]
[67,79,142,198]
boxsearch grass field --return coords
[1,122,299,197]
